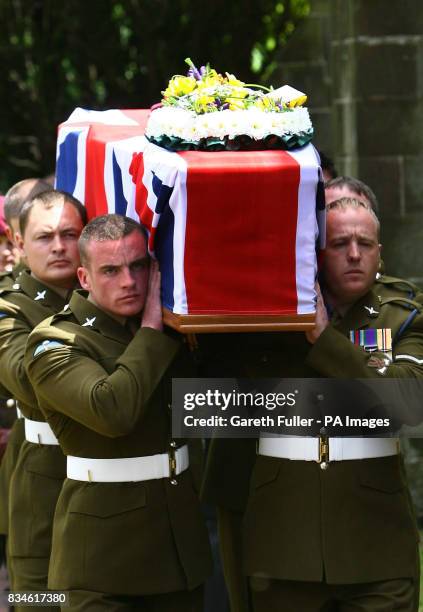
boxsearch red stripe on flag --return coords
[129,152,151,228]
[179,149,301,314]
[85,122,148,220]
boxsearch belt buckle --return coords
[318,432,329,470]
[168,448,178,485]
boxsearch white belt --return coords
[24,418,59,446]
[16,402,23,419]
[258,436,398,462]
[67,445,189,483]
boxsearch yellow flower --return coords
[228,98,246,110]
[194,94,215,113]
[255,97,277,111]
[229,86,249,99]
[199,70,223,89]
[286,94,308,108]
[163,76,197,98]
[225,72,245,87]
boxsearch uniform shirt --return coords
[25,289,212,595]
[0,271,69,538]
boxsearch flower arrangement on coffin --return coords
[145,58,314,151]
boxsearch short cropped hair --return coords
[4,178,51,226]
[326,196,380,238]
[325,176,379,213]
[78,214,147,266]
[19,189,87,237]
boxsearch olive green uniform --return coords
[0,264,29,538]
[0,272,69,605]
[25,290,212,610]
[202,284,423,611]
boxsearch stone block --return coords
[357,156,403,218]
[332,100,357,157]
[356,40,420,99]
[356,100,423,156]
[381,213,423,282]
[310,110,334,153]
[277,62,331,107]
[404,155,423,211]
[330,0,355,41]
[354,0,423,37]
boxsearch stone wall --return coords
[277,0,423,282]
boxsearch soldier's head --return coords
[325,176,378,213]
[4,178,51,245]
[18,190,86,289]
[322,197,381,310]
[78,214,150,319]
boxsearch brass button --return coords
[170,479,178,486]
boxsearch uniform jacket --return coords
[0,271,68,540]
[25,290,212,595]
[201,283,423,584]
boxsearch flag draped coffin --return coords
[56,108,324,332]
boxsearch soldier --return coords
[241,197,423,611]
[25,214,212,611]
[201,196,423,612]
[0,178,52,562]
[0,190,86,605]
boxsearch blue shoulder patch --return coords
[33,340,65,357]
[0,313,8,319]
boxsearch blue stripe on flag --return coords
[112,151,127,215]
[152,172,174,214]
[156,204,175,311]
[56,131,81,195]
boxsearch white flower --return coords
[145,102,313,145]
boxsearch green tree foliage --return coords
[0,0,309,190]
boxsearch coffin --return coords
[55,108,324,332]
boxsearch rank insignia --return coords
[349,328,392,353]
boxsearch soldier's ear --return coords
[77,266,91,291]
[15,232,24,255]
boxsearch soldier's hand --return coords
[141,260,163,332]
[306,282,329,344]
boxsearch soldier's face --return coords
[20,201,84,288]
[324,207,381,305]
[78,231,150,319]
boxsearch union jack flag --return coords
[56,108,324,317]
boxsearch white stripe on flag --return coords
[286,143,320,315]
[64,107,139,126]
[142,143,188,314]
[169,154,188,315]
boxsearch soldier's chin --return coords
[114,302,144,317]
[342,279,370,300]
[43,269,76,287]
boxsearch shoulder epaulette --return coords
[376,275,420,298]
[0,283,22,297]
[379,296,423,312]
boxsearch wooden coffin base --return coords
[163,308,315,334]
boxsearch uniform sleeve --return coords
[25,327,180,437]
[306,314,423,379]
[0,304,37,408]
